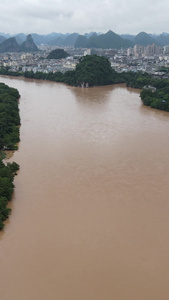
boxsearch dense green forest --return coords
[0,82,20,150]
[124,71,169,111]
[75,55,115,86]
[1,55,169,111]
[0,157,19,230]
[0,83,20,230]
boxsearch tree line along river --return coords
[0,76,169,300]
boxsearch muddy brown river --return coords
[0,76,169,300]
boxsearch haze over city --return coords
[0,0,168,35]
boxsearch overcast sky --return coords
[0,0,168,35]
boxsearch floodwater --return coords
[0,76,169,300]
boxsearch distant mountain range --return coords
[75,31,132,49]
[0,34,38,53]
[1,30,169,52]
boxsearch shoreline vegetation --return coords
[0,54,169,112]
[0,82,20,230]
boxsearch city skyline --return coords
[0,0,168,35]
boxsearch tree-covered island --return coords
[0,83,20,230]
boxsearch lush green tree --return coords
[75,55,114,86]
[0,83,20,230]
[47,49,69,59]
[0,159,20,230]
[142,96,152,106]
[0,83,20,150]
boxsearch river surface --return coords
[0,76,169,300]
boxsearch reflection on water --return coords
[0,76,169,300]
[72,84,116,103]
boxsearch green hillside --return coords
[47,48,69,59]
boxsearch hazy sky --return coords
[0,0,168,35]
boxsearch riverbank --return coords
[1,60,169,112]
[0,82,20,230]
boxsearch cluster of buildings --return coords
[109,44,169,74]
[0,49,81,74]
[127,44,169,58]
[127,44,162,57]
[0,43,169,77]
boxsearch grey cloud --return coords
[0,0,169,34]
